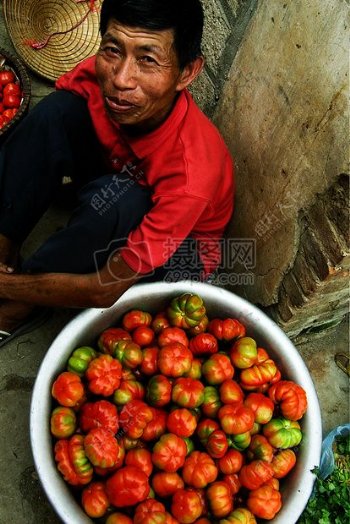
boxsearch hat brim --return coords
[3,0,102,82]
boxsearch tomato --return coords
[158,342,193,377]
[262,417,302,448]
[84,427,122,468]
[208,318,246,341]
[81,481,109,518]
[106,512,133,524]
[244,392,274,424]
[3,82,21,96]
[141,407,168,442]
[51,371,85,407]
[2,107,17,120]
[0,70,15,86]
[188,315,209,336]
[201,386,222,418]
[54,438,92,486]
[268,380,307,421]
[217,449,244,475]
[271,449,296,478]
[184,358,202,380]
[247,485,282,520]
[86,355,122,396]
[219,379,244,404]
[79,399,118,434]
[219,508,257,524]
[134,499,166,524]
[239,459,274,490]
[240,355,278,390]
[206,481,233,518]
[113,379,145,405]
[167,408,197,438]
[3,93,21,108]
[122,310,152,331]
[113,340,143,369]
[152,471,185,497]
[158,326,189,347]
[201,353,234,385]
[196,418,219,447]
[222,473,241,496]
[167,293,206,329]
[50,406,77,438]
[119,400,154,439]
[140,346,159,375]
[247,434,274,462]
[182,451,218,488]
[106,465,150,507]
[133,326,155,347]
[152,311,170,333]
[67,346,97,376]
[125,448,153,476]
[152,433,187,472]
[0,114,9,129]
[171,489,202,523]
[189,333,218,356]
[172,377,205,408]
[230,337,258,369]
[205,430,228,459]
[218,403,255,435]
[146,374,172,407]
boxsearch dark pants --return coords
[0,91,203,282]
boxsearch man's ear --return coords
[176,56,205,92]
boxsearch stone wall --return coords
[213,0,349,337]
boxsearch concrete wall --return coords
[213,0,349,314]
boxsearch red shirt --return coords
[56,56,234,275]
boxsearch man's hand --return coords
[0,251,140,309]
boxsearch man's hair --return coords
[100,0,204,69]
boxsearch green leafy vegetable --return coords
[298,434,350,524]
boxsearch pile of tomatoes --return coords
[50,293,308,523]
[0,68,23,129]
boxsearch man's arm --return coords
[0,252,140,309]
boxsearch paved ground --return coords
[0,202,348,524]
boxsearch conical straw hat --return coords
[3,0,102,82]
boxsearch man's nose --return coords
[111,58,137,89]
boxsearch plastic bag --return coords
[319,423,350,479]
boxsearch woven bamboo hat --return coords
[3,0,102,82]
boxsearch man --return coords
[0,0,234,347]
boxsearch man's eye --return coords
[102,45,121,56]
[139,56,156,64]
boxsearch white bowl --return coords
[30,281,322,523]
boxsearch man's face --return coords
[95,20,188,133]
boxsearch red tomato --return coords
[79,399,119,434]
[84,427,122,468]
[189,333,218,356]
[133,499,165,524]
[105,466,150,507]
[158,326,189,347]
[140,346,159,375]
[122,310,152,331]
[247,485,282,520]
[125,448,153,476]
[152,433,187,472]
[205,429,228,459]
[239,460,274,490]
[158,342,193,377]
[166,408,197,438]
[81,481,109,518]
[141,407,168,442]
[171,489,202,523]
[51,371,85,408]
[206,481,233,518]
[0,70,15,86]
[182,451,218,489]
[222,473,241,495]
[106,513,133,524]
[217,448,244,475]
[3,93,21,108]
[3,82,21,96]
[132,326,155,347]
[152,472,185,498]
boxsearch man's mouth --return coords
[105,96,136,112]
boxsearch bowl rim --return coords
[30,281,322,524]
